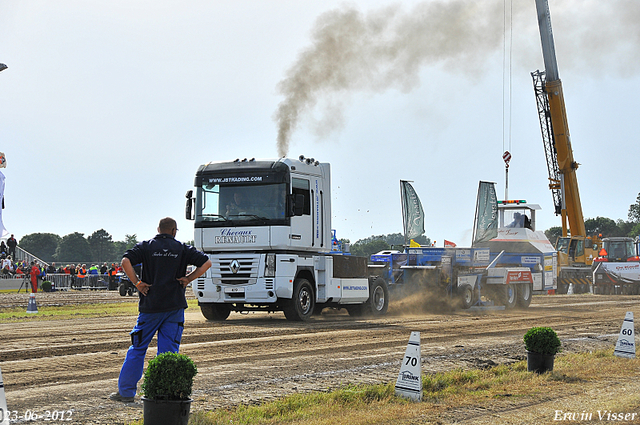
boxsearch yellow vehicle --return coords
[531,0,600,294]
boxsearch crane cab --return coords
[497,200,539,231]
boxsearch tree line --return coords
[346,193,640,259]
[342,233,431,259]
[17,230,139,264]
[544,193,640,243]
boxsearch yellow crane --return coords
[531,0,600,294]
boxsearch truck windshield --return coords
[195,182,287,227]
[504,209,532,229]
[556,237,570,254]
[603,240,635,260]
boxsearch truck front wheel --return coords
[200,304,231,321]
[283,278,315,321]
[516,283,533,308]
[366,277,389,316]
[458,284,474,309]
[499,284,517,309]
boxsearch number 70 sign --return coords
[395,331,422,402]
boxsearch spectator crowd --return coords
[1,257,123,283]
[0,235,125,291]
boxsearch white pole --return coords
[505,165,509,200]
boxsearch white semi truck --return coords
[185,156,389,321]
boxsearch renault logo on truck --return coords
[229,259,241,274]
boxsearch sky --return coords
[0,0,639,246]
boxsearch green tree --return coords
[112,241,127,260]
[88,229,114,263]
[628,193,640,223]
[350,238,391,258]
[112,234,139,263]
[54,232,92,263]
[124,234,138,250]
[585,217,619,238]
[354,233,430,249]
[544,226,562,245]
[18,233,61,262]
[616,219,635,238]
[348,232,433,258]
[411,234,431,246]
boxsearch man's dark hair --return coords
[158,217,177,234]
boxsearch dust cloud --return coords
[274,0,640,157]
[388,286,459,315]
[386,268,461,314]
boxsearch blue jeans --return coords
[117,308,185,397]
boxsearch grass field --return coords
[125,349,640,425]
[4,297,639,424]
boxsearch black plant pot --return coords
[527,351,555,373]
[142,397,192,425]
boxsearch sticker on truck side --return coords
[215,229,257,244]
[342,285,368,291]
[506,270,533,284]
[521,256,540,265]
[342,284,369,301]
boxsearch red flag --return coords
[444,240,456,247]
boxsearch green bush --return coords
[523,327,561,356]
[141,352,197,400]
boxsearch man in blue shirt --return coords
[109,217,212,403]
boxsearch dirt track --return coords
[0,291,636,424]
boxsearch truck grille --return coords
[196,278,205,291]
[265,278,274,290]
[214,256,259,285]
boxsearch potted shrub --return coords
[523,326,561,373]
[141,352,198,425]
[41,280,53,292]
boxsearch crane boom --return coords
[532,0,600,294]
[534,0,586,238]
[535,0,558,81]
[531,70,561,216]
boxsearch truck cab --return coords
[188,157,331,252]
[594,237,639,263]
[186,157,388,321]
[592,237,640,294]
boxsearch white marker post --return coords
[395,331,422,402]
[0,366,9,425]
[614,311,635,359]
[26,293,38,314]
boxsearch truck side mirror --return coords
[185,190,194,220]
[294,194,305,216]
[287,193,306,216]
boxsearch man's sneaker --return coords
[109,391,134,403]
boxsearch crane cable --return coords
[502,0,513,156]
[502,0,513,200]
